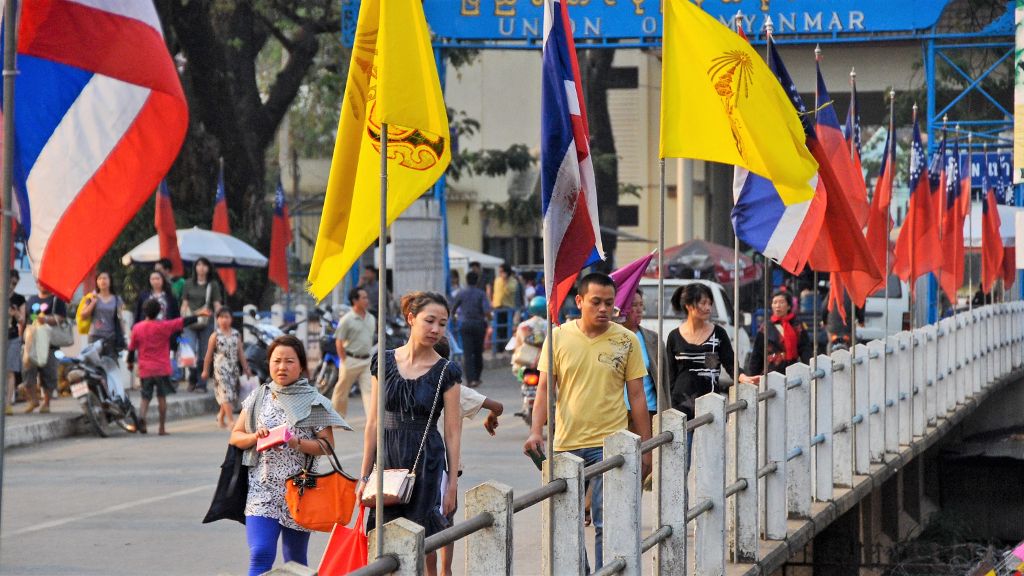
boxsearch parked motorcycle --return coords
[313,307,341,398]
[57,340,139,437]
[511,297,548,425]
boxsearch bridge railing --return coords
[347,302,1024,576]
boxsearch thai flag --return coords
[729,29,823,276]
[212,165,237,295]
[268,178,292,292]
[155,181,184,277]
[3,0,188,300]
[541,0,603,319]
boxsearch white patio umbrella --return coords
[962,202,1021,248]
[121,226,268,268]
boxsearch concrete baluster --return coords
[694,394,727,576]
[831,349,853,488]
[853,344,870,475]
[465,482,513,576]
[294,304,308,348]
[867,340,885,462]
[814,354,833,502]
[909,330,925,436]
[764,371,787,540]
[542,453,585,575]
[896,332,911,446]
[733,385,759,563]
[369,518,425,576]
[925,325,939,417]
[883,336,899,454]
[785,363,811,519]
[270,303,284,328]
[603,431,642,576]
[654,410,688,574]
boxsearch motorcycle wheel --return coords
[316,363,338,398]
[114,399,140,433]
[83,391,109,438]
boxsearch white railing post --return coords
[765,371,787,540]
[654,409,688,574]
[294,304,309,350]
[785,363,811,519]
[603,430,642,576]
[831,350,853,488]
[369,518,425,576]
[1003,305,1011,376]
[972,310,981,395]
[542,453,585,575]
[270,303,285,327]
[985,307,993,387]
[925,325,939,418]
[954,314,966,406]
[853,344,870,475]
[941,318,956,413]
[896,332,912,446]
[242,303,258,345]
[814,354,833,502]
[883,337,899,454]
[733,384,759,563]
[694,393,726,576]
[911,329,926,436]
[465,482,513,576]
[867,340,885,462]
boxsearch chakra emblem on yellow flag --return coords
[708,50,753,159]
[366,100,446,172]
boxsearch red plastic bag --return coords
[319,506,368,575]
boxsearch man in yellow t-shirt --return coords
[524,272,652,572]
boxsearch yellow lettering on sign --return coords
[760,0,769,11]
[605,0,616,6]
[495,0,516,17]
[461,0,480,16]
[632,0,644,15]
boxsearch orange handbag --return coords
[285,438,357,532]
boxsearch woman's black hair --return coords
[401,291,449,318]
[466,271,479,287]
[267,334,308,375]
[190,257,221,285]
[95,271,116,296]
[149,269,169,293]
[671,283,714,313]
[215,306,232,319]
[348,286,367,305]
[771,291,792,311]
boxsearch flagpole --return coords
[909,104,919,402]
[884,89,895,417]
[0,0,19,534]
[812,44,822,369]
[966,132,974,309]
[935,115,947,419]
[849,67,858,400]
[763,19,774,382]
[375,122,388,555]
[656,156,666,537]
[732,14,741,386]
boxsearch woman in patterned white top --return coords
[229,335,350,576]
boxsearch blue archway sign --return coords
[341,1,954,47]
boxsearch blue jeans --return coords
[245,515,310,576]
[567,447,603,573]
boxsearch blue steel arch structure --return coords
[338,0,1018,305]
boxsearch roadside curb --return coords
[3,391,218,449]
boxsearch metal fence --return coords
[343,301,1022,576]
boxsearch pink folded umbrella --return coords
[610,252,656,315]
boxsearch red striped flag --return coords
[212,165,237,295]
[268,179,292,292]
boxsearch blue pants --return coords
[567,447,603,573]
[245,515,310,576]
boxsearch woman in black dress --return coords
[357,291,463,576]
[666,284,753,461]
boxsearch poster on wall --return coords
[1015,0,1024,183]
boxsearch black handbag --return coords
[203,445,249,525]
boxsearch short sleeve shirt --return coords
[181,280,224,312]
[334,310,376,357]
[538,321,648,451]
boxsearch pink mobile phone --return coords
[256,424,293,452]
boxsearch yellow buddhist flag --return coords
[307,0,450,300]
[660,0,817,202]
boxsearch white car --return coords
[637,278,751,379]
[859,275,909,341]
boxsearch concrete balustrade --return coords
[349,304,1023,576]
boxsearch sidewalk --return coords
[2,386,218,449]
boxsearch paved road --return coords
[0,365,578,575]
